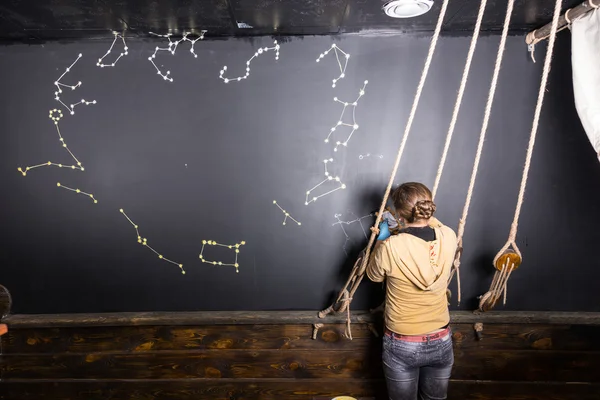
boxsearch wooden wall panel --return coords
[1,324,376,353]
[6,323,600,354]
[2,312,600,400]
[4,348,600,382]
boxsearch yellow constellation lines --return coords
[316,43,350,88]
[18,109,84,176]
[199,240,246,273]
[97,32,129,68]
[148,31,207,82]
[54,53,97,115]
[273,201,301,226]
[325,80,368,152]
[119,208,185,275]
[305,158,346,205]
[56,183,97,203]
[219,40,280,83]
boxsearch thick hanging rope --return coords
[432,0,488,200]
[431,0,489,305]
[317,0,451,332]
[446,0,516,306]
[479,0,563,312]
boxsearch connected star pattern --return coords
[325,80,368,152]
[54,54,97,115]
[17,109,85,176]
[316,43,350,88]
[273,200,301,226]
[333,212,374,255]
[148,31,207,82]
[97,32,129,68]
[120,208,185,274]
[219,40,280,83]
[305,158,346,205]
[199,240,246,273]
[57,182,97,203]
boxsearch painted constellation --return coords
[325,80,368,152]
[56,182,97,203]
[148,31,207,82]
[332,212,374,255]
[273,201,301,226]
[219,40,280,83]
[199,240,246,273]
[316,43,350,88]
[17,109,84,176]
[358,153,383,160]
[119,209,185,274]
[54,54,97,115]
[97,32,129,68]
[305,158,346,205]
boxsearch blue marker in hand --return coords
[377,221,391,241]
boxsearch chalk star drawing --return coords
[54,53,97,115]
[56,182,97,203]
[120,209,185,274]
[333,212,374,255]
[97,32,129,68]
[17,109,85,176]
[219,40,280,83]
[199,240,246,273]
[316,43,350,88]
[325,80,368,152]
[358,153,383,160]
[273,200,301,226]
[148,31,207,82]
[305,158,346,205]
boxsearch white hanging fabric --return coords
[571,7,600,161]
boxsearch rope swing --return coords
[318,0,451,331]
[443,0,516,305]
[431,0,490,305]
[479,0,564,312]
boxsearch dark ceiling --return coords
[0,0,582,42]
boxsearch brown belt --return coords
[384,326,451,343]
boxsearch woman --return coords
[367,182,457,400]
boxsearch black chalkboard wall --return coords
[1,33,599,314]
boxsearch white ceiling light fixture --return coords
[383,0,434,18]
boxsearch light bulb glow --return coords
[97,32,129,68]
[219,40,279,83]
[120,208,185,274]
[148,31,207,82]
[199,240,246,273]
[54,54,96,115]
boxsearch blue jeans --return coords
[382,330,454,400]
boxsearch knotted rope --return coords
[317,0,451,337]
[448,0,516,306]
[479,0,563,312]
[431,0,489,305]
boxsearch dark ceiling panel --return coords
[230,0,347,35]
[0,0,123,32]
[444,0,584,32]
[0,0,587,41]
[341,0,470,32]
[111,0,233,35]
